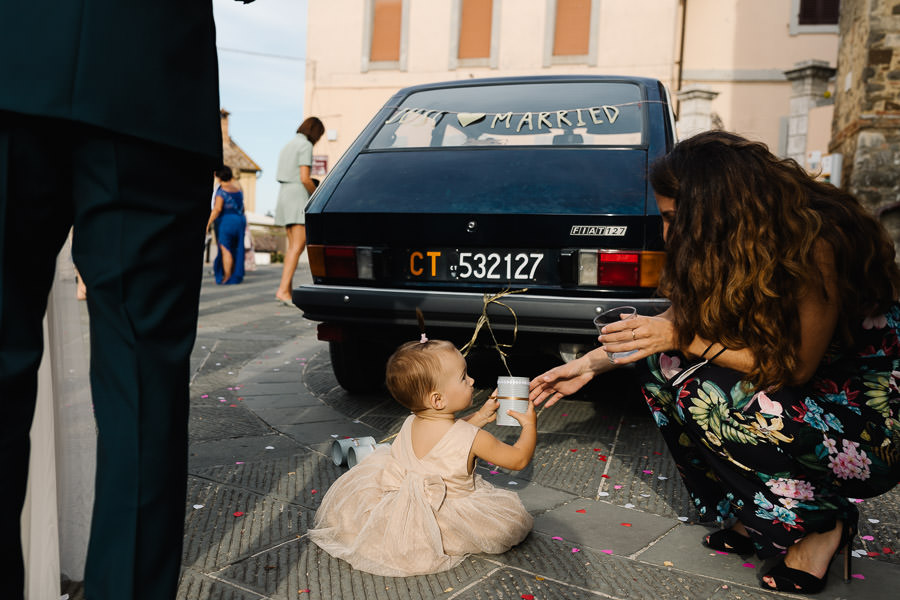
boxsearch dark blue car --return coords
[295,75,677,392]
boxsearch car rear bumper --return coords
[293,284,670,338]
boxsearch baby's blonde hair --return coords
[385,339,457,411]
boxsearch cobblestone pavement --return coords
[65,262,900,600]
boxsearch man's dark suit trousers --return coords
[0,112,211,599]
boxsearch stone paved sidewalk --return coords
[64,263,900,599]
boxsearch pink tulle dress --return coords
[308,415,533,576]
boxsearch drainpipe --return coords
[675,0,687,117]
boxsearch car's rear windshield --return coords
[369,82,645,149]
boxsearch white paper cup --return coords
[496,376,530,427]
[331,436,377,466]
[347,442,391,468]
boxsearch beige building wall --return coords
[681,0,838,147]
[306,0,838,171]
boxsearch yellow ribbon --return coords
[459,288,528,377]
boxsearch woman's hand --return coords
[597,311,678,365]
[529,353,601,408]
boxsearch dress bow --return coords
[380,462,447,511]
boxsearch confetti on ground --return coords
[640,494,651,498]
[624,503,635,508]
[572,548,580,553]
[233,511,244,517]
[677,516,689,522]
[868,518,881,523]
[193,504,204,509]
[444,588,453,593]
[715,551,728,555]
[861,535,874,541]
[535,576,545,581]
[570,449,578,452]
[601,474,610,478]
[265,446,275,450]
[201,394,208,399]
[597,491,609,497]
[867,551,881,557]
[884,547,894,554]
[508,481,518,486]
[663,561,674,567]
[601,549,612,554]
[330,434,339,438]
[298,589,311,594]
[235,461,244,465]
[653,451,662,455]
[552,536,563,541]
[642,469,653,474]
[597,455,607,461]
[229,404,237,407]
[742,563,755,568]
[852,574,865,580]
[593,448,602,451]
[852,550,867,558]
[621,522,632,527]
[490,470,499,475]
[658,476,668,480]
[311,489,317,494]
[521,595,534,600]
[561,413,568,417]
[614,485,623,489]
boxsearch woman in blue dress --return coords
[207,165,246,284]
[530,131,900,594]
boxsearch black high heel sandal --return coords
[759,516,858,594]
[703,529,754,554]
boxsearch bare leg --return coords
[219,244,234,283]
[276,224,306,302]
[762,520,844,589]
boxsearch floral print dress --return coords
[638,304,900,557]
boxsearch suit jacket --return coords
[0,1,222,160]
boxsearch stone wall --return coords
[830,0,900,243]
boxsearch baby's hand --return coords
[467,392,499,428]
[506,399,536,428]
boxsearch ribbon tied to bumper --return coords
[380,462,446,511]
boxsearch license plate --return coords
[407,249,547,282]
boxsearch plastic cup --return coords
[593,306,638,360]
[331,436,377,466]
[347,442,391,468]
[496,376,531,427]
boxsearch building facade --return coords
[305,0,841,173]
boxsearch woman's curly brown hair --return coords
[650,130,900,389]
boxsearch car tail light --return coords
[308,244,375,280]
[577,250,665,288]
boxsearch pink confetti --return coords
[642,470,653,474]
[233,511,244,517]
[200,394,209,398]
[572,548,580,553]
[552,536,563,541]
[861,535,874,541]
[561,413,568,416]
[742,563,755,568]
[235,461,244,465]
[715,551,728,555]
[311,489,317,494]
[601,549,613,554]
[614,485,623,489]
[229,404,237,407]
[490,470,499,475]
[852,574,865,580]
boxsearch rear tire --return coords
[328,339,390,394]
